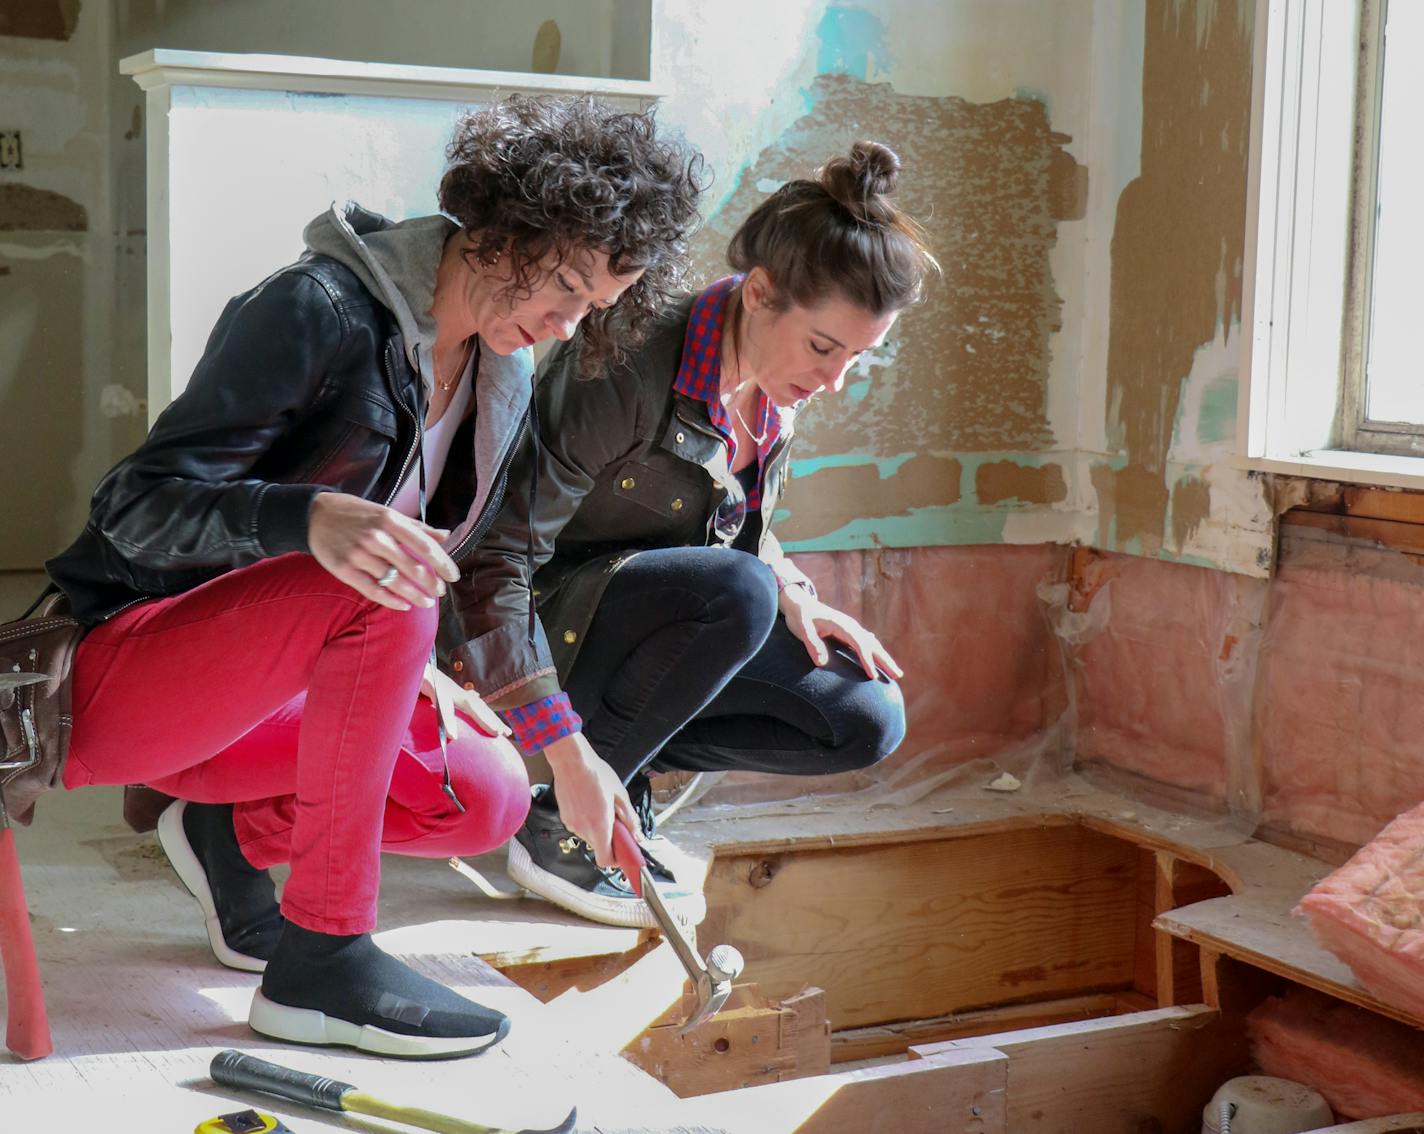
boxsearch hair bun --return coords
[819,141,901,223]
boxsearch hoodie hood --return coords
[302,201,535,551]
[303,202,455,381]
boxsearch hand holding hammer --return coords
[610,819,743,1034]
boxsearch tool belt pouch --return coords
[0,594,84,827]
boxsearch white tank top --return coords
[389,349,476,519]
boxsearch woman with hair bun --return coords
[39,95,704,1057]
[459,141,939,928]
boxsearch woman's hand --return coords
[779,585,905,681]
[308,492,460,611]
[419,663,512,739]
[543,733,638,868]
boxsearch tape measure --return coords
[195,1109,295,1134]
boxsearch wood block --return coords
[679,1046,1009,1134]
[919,1005,1238,1134]
[622,985,830,1098]
[701,826,1141,1030]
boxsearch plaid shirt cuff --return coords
[504,693,583,755]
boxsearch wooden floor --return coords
[2,765,1403,1132]
[0,784,700,1132]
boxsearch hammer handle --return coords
[211,1049,354,1111]
[611,818,646,898]
[212,1049,560,1134]
[0,825,52,1059]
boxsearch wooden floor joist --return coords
[915,1005,1237,1134]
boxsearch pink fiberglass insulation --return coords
[1248,987,1424,1120]
[707,544,1069,802]
[1075,553,1262,801]
[1257,537,1424,847]
[1070,539,1424,848]
[1296,799,1424,1022]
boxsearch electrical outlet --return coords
[0,131,23,170]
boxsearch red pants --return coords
[63,553,530,934]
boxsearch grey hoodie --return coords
[302,201,534,554]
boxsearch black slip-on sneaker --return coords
[156,799,284,973]
[250,924,509,1060]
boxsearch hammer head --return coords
[677,943,745,1035]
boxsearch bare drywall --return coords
[1089,0,1272,573]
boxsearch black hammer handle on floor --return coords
[210,1050,577,1134]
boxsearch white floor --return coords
[0,784,690,1132]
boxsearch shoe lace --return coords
[560,831,639,891]
[630,773,657,840]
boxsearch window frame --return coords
[1237,0,1424,488]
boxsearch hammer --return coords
[611,819,743,1034]
[211,1050,576,1134]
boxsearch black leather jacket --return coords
[451,296,815,711]
[47,255,527,636]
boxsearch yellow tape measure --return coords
[195,1109,294,1134]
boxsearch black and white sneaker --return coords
[249,922,509,1060]
[506,783,705,929]
[156,799,284,973]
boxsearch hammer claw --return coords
[519,1107,579,1134]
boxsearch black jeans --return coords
[559,547,906,785]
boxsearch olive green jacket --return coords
[444,296,815,711]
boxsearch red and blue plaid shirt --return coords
[674,275,784,511]
[503,277,784,755]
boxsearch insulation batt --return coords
[1297,800,1424,1023]
[1247,988,1424,1120]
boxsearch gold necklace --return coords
[436,339,475,392]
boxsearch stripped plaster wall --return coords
[1084,0,1275,577]
[656,0,1096,553]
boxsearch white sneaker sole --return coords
[248,989,509,1059]
[156,800,268,974]
[507,838,706,930]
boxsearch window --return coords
[1340,0,1424,455]
[1241,0,1424,485]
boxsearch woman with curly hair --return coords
[41,95,703,1058]
[458,141,937,928]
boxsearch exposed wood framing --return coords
[828,992,1132,1064]
[913,1005,1240,1134]
[679,1047,1009,1134]
[700,825,1141,1030]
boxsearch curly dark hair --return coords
[440,95,705,375]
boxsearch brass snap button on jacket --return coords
[620,476,636,489]
[452,659,463,672]
[670,498,684,511]
[563,629,577,644]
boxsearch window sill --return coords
[1237,448,1424,491]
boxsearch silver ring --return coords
[375,567,399,588]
